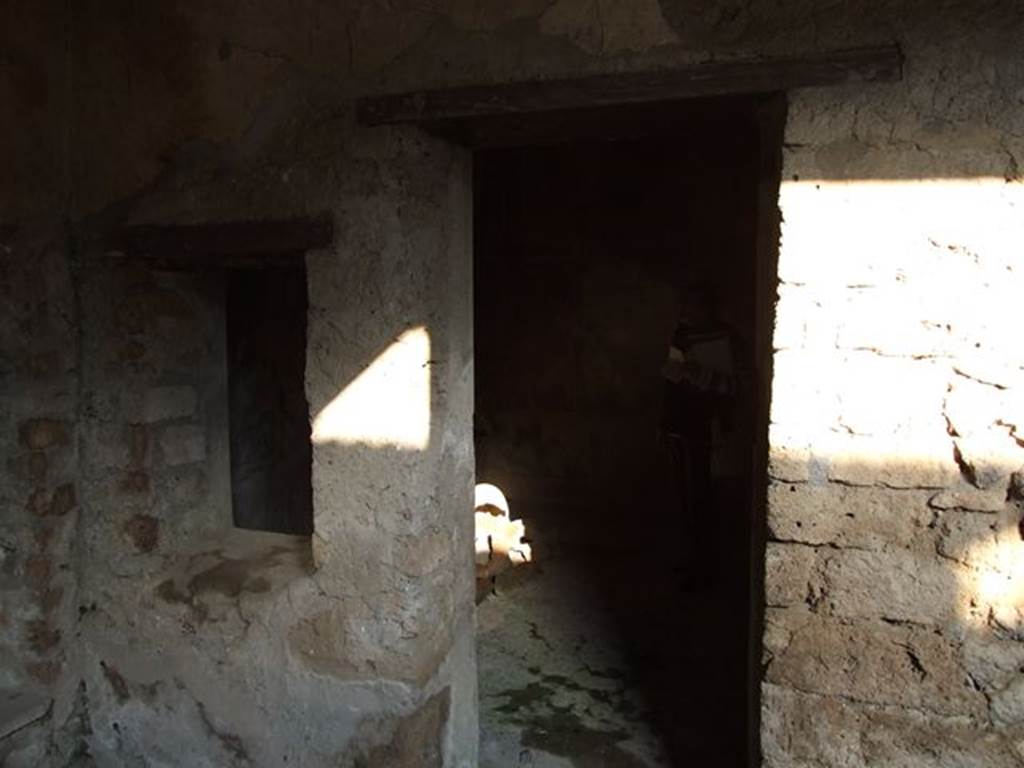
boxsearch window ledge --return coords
[154,527,314,607]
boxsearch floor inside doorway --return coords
[478,492,750,767]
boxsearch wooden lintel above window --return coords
[107,215,334,269]
[357,45,901,130]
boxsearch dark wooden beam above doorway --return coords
[357,45,902,129]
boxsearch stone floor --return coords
[478,557,668,767]
[477,494,751,767]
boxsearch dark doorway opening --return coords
[473,96,782,767]
[226,263,314,536]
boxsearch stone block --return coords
[762,608,798,666]
[85,423,132,470]
[26,485,77,518]
[47,484,76,517]
[950,518,1024,635]
[990,600,1024,641]
[952,354,1024,392]
[142,386,196,423]
[159,425,206,466]
[166,466,208,506]
[117,470,150,495]
[776,180,921,288]
[991,676,1024,726]
[11,452,49,486]
[929,485,1006,513]
[24,489,48,517]
[126,425,149,465]
[24,620,60,653]
[832,354,947,437]
[83,388,144,423]
[768,483,933,550]
[17,419,69,450]
[763,682,1022,768]
[761,683,867,768]
[768,450,811,483]
[770,350,839,431]
[835,287,952,358]
[122,514,160,553]
[823,431,960,489]
[765,609,985,719]
[935,509,1000,567]
[772,286,835,352]
[947,290,1023,366]
[820,547,964,625]
[952,430,1021,491]
[945,376,1007,437]
[764,543,819,607]
[24,556,51,590]
[962,634,1024,691]
[767,424,812,482]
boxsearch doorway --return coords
[473,95,782,767]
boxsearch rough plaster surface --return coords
[3,0,1024,764]
[2,111,477,766]
[72,128,474,767]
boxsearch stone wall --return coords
[3,0,1024,765]
[762,15,1024,765]
[0,244,83,765]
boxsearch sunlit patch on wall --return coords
[958,532,1024,632]
[311,326,431,450]
[768,174,1024,633]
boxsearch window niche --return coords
[111,217,332,539]
[226,264,313,535]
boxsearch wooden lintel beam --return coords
[123,252,309,271]
[358,45,901,127]
[108,215,334,262]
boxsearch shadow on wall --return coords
[763,447,1024,763]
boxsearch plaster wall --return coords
[67,129,475,768]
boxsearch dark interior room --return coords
[473,98,771,766]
